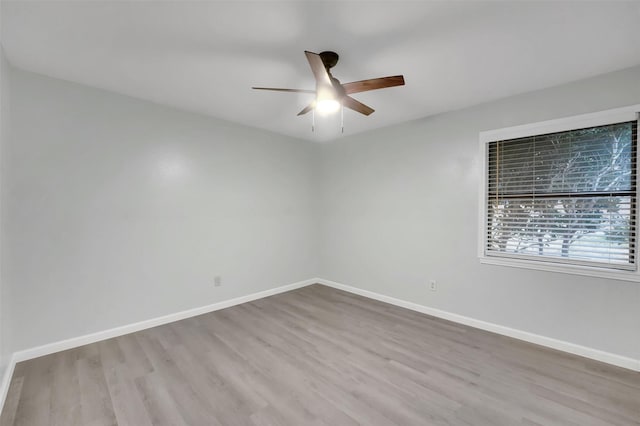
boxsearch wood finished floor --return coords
[1,284,639,426]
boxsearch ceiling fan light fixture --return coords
[252,50,405,119]
[314,86,341,115]
[315,98,341,115]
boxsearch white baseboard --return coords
[13,278,316,364]
[315,278,640,372]
[0,354,17,418]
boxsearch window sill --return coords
[479,256,640,283]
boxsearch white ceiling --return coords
[3,1,640,142]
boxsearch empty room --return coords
[0,1,639,425]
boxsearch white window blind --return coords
[486,120,637,270]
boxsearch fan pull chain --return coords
[341,104,344,134]
[312,109,315,133]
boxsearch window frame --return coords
[478,105,640,282]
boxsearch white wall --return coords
[3,60,639,364]
[0,42,10,380]
[5,69,319,352]
[319,66,640,360]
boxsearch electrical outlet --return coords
[429,280,437,291]
[214,276,222,287]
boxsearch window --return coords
[480,107,640,279]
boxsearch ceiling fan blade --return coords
[252,87,315,94]
[341,75,405,95]
[342,96,374,116]
[297,103,315,116]
[305,51,332,87]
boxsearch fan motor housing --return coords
[319,51,339,69]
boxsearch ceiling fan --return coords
[253,51,405,116]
